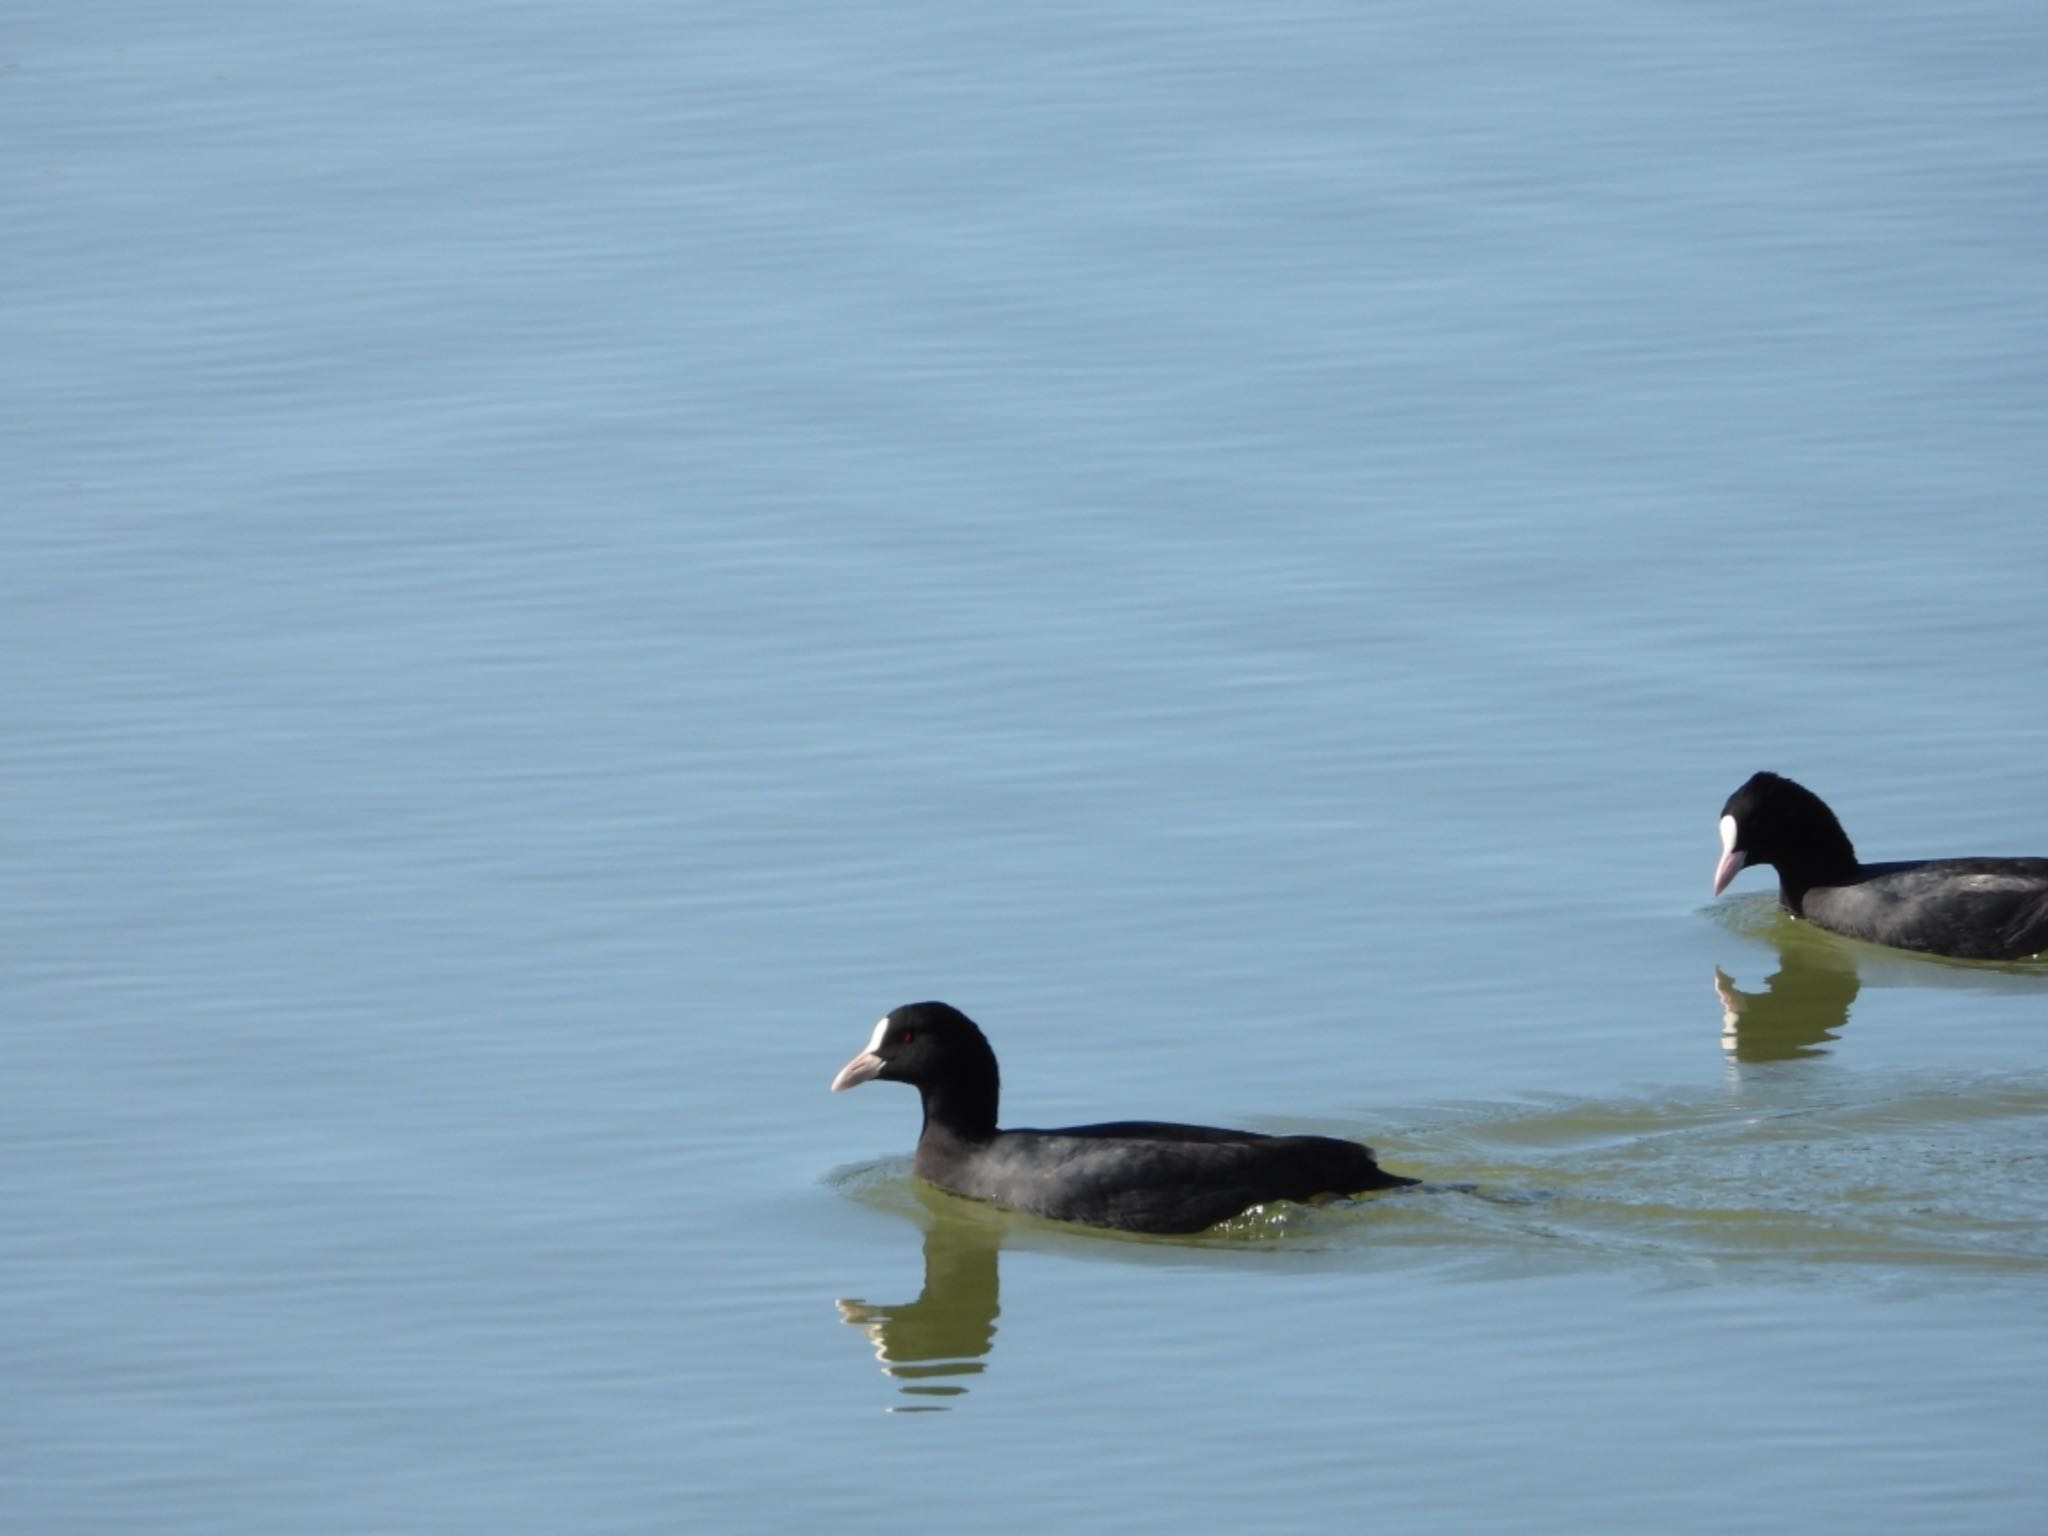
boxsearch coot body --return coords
[1713,772,2048,962]
[830,1002,1413,1235]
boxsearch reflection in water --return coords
[1711,895,2048,1066]
[1714,942,1859,1062]
[837,1220,1002,1412]
[1713,903,2048,1063]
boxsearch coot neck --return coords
[916,1074,999,1145]
[1772,827,1861,914]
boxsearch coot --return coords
[1713,771,2048,962]
[830,1002,1414,1235]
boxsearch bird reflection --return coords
[1714,940,1860,1062]
[836,1219,1002,1412]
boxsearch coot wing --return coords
[1809,859,2048,961]
[922,1128,1399,1235]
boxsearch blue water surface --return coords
[6,3,2047,1532]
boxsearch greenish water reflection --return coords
[837,1214,1003,1412]
[1712,898,2048,1062]
[1714,948,1858,1062]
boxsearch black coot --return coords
[1713,771,2048,962]
[830,1001,1414,1235]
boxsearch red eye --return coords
[899,1029,914,1045]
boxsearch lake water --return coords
[6,3,2047,1532]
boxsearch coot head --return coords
[830,1001,1000,1137]
[1714,771,1857,895]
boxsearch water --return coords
[6,2,2048,1531]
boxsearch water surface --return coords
[6,2,2047,1532]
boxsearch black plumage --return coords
[830,1002,1413,1235]
[1714,771,2048,962]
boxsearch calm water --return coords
[6,2,2048,1531]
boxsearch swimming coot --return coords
[830,1001,1414,1235]
[1713,771,2048,962]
